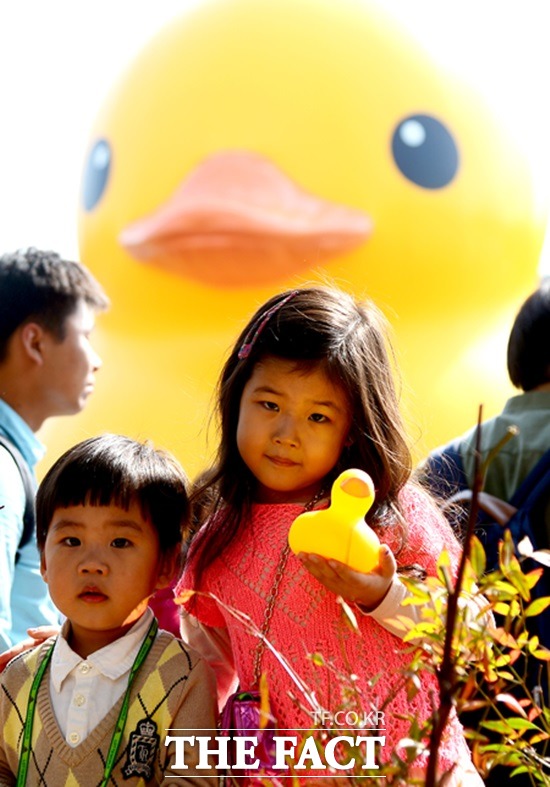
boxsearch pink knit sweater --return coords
[177,484,473,774]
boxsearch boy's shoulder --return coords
[0,638,55,690]
[148,628,211,675]
[136,629,217,712]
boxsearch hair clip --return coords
[238,290,300,360]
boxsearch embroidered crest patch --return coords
[122,718,159,780]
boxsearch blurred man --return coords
[0,248,109,650]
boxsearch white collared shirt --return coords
[49,609,154,747]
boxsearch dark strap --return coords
[0,435,36,563]
[509,446,550,510]
[444,489,517,527]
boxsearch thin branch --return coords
[425,405,485,786]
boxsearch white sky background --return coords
[0,0,549,269]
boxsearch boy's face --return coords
[41,502,175,657]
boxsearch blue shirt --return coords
[421,389,550,511]
[0,399,60,650]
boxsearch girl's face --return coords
[237,356,352,503]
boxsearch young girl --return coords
[176,286,483,785]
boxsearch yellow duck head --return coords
[289,469,380,573]
[40,0,547,475]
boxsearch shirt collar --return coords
[50,609,155,693]
[0,398,45,468]
[503,389,550,414]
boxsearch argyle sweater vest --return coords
[0,630,218,786]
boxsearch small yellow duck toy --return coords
[289,469,381,573]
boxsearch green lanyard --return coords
[16,618,158,787]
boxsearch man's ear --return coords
[40,552,48,583]
[20,322,47,365]
[155,547,181,591]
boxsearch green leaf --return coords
[437,549,451,569]
[523,568,544,589]
[174,588,195,604]
[499,529,516,567]
[488,579,521,597]
[510,766,530,777]
[506,567,533,601]
[490,628,518,648]
[399,580,431,603]
[524,596,550,617]
[437,562,454,593]
[337,597,359,632]
[401,594,429,607]
[469,535,487,577]
[481,720,515,734]
[504,718,541,731]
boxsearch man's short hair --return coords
[507,278,550,391]
[0,247,109,361]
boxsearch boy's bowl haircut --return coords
[36,434,190,553]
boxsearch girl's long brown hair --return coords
[188,286,412,587]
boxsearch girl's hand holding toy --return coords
[289,468,396,610]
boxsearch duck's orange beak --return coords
[119,150,372,287]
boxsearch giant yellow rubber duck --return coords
[40,0,547,476]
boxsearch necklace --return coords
[252,486,327,684]
[16,618,158,787]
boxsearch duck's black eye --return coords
[82,139,111,211]
[392,115,459,189]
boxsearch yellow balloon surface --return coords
[289,469,380,573]
[40,0,547,477]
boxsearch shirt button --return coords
[69,732,80,744]
[74,694,86,707]
[79,663,91,674]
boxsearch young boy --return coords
[0,434,218,785]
